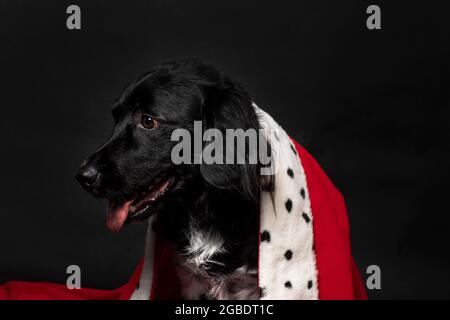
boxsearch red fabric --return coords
[0,141,366,300]
[0,258,144,300]
[293,141,367,300]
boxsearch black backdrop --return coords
[0,0,449,299]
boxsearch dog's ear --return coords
[199,78,272,201]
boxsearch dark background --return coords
[0,0,449,299]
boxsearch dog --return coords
[76,58,273,299]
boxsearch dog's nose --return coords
[76,165,100,190]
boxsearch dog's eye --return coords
[138,113,159,130]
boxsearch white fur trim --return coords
[256,104,318,300]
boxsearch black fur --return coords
[76,58,272,275]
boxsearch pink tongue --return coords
[106,200,133,232]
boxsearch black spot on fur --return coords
[290,145,297,155]
[285,281,292,288]
[302,212,311,223]
[259,287,266,298]
[287,168,294,178]
[261,230,271,242]
[284,250,293,260]
[285,199,293,212]
[300,188,305,199]
[308,280,313,289]
[136,281,140,289]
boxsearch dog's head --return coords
[76,58,271,232]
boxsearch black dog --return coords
[76,58,272,299]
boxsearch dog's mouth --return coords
[106,177,175,232]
